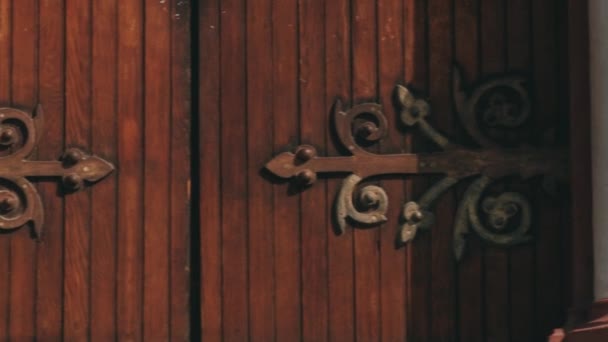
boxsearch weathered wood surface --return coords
[198,0,572,341]
[0,0,191,340]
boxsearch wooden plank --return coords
[199,0,222,339]
[90,0,118,339]
[325,0,354,340]
[170,0,192,340]
[454,1,483,341]
[480,0,509,341]
[404,0,431,340]
[427,0,456,340]
[219,0,249,339]
[64,0,91,339]
[246,0,275,340]
[506,0,535,340]
[566,0,593,323]
[10,0,38,338]
[36,0,65,339]
[143,1,171,339]
[533,0,564,339]
[116,0,144,339]
[9,0,38,337]
[298,0,328,340]
[556,0,570,317]
[272,0,301,340]
[0,0,11,338]
[352,0,380,339]
[377,0,407,340]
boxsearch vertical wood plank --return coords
[143,0,171,339]
[454,0,483,341]
[506,1,535,341]
[325,0,355,340]
[480,0,509,341]
[533,0,564,339]
[36,0,65,339]
[90,0,117,340]
[0,0,11,338]
[566,0,593,325]
[199,0,222,339]
[246,0,275,340]
[220,0,249,339]
[428,0,456,340]
[298,0,328,340]
[170,0,192,340]
[117,0,144,339]
[404,0,431,340]
[64,0,91,339]
[9,0,37,338]
[377,0,407,340]
[352,0,381,339]
[272,0,302,340]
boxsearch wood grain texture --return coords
[246,0,276,340]
[0,0,11,339]
[567,0,593,324]
[377,0,408,338]
[298,0,329,340]
[91,0,117,340]
[64,0,92,339]
[219,0,250,340]
[454,1,483,341]
[533,0,564,339]
[325,0,355,340]
[36,0,65,339]
[351,0,381,339]
[405,0,431,340]
[272,0,302,341]
[428,0,457,340]
[480,1,509,341]
[117,0,144,340]
[196,0,571,341]
[506,0,535,340]
[170,1,192,340]
[0,1,190,340]
[0,0,575,340]
[199,0,223,340]
[9,0,37,339]
[144,0,172,339]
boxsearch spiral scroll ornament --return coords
[0,105,114,238]
[265,65,567,261]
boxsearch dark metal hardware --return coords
[0,105,114,238]
[265,66,567,260]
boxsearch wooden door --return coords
[0,0,191,340]
[197,0,573,341]
[0,0,583,341]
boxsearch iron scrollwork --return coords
[0,105,114,238]
[265,66,567,260]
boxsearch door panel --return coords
[198,0,571,341]
[0,0,574,340]
[0,0,191,340]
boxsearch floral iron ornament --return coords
[0,105,114,238]
[265,66,567,261]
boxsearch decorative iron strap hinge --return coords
[0,105,114,239]
[265,66,568,261]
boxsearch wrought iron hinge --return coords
[0,105,114,238]
[265,66,567,261]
